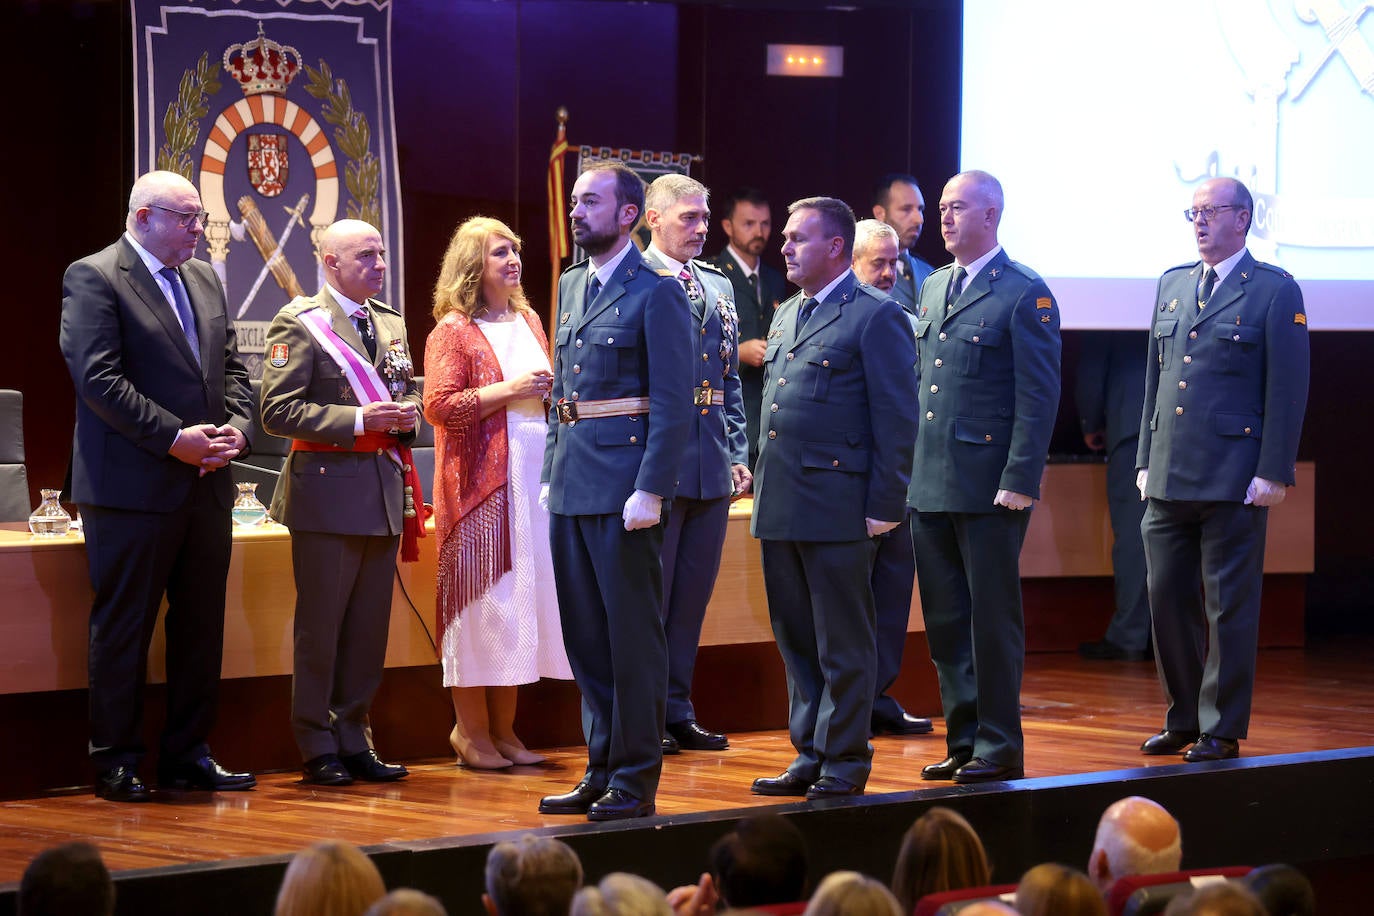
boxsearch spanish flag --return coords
[548,116,570,317]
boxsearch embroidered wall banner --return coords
[131,0,402,378]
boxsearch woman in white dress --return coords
[422,217,571,769]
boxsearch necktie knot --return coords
[1199,267,1217,308]
[946,266,967,308]
[354,307,377,360]
[797,297,819,328]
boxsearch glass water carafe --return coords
[231,482,269,527]
[28,489,72,537]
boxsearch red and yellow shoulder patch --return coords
[269,342,289,367]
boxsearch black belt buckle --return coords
[556,401,579,423]
[693,387,712,406]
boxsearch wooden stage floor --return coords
[2,638,1371,884]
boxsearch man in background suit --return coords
[1137,177,1309,763]
[1075,330,1152,662]
[910,170,1061,784]
[640,174,751,754]
[850,219,934,738]
[538,161,693,820]
[710,188,786,469]
[260,219,417,787]
[750,197,918,799]
[872,173,935,313]
[60,170,256,801]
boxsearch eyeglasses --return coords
[152,205,210,227]
[1183,205,1241,224]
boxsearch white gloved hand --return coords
[866,517,899,537]
[622,489,663,531]
[1244,476,1287,508]
[993,489,1033,510]
[1136,469,1149,501]
[539,483,550,511]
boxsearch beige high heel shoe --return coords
[449,725,513,770]
[494,738,547,766]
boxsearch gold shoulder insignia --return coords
[1294,312,1307,326]
[1036,297,1053,310]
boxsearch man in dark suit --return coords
[1075,331,1152,662]
[259,218,418,787]
[750,197,918,799]
[850,219,934,738]
[640,174,751,755]
[60,170,257,801]
[538,161,694,820]
[1137,177,1309,763]
[909,170,1061,784]
[871,173,935,313]
[709,188,787,469]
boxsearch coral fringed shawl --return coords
[422,309,549,642]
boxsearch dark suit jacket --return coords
[259,287,421,535]
[751,271,918,541]
[639,251,748,500]
[888,250,935,315]
[710,250,786,462]
[908,249,1061,512]
[1075,330,1149,454]
[542,245,695,514]
[60,236,253,511]
[1137,251,1309,501]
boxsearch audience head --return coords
[571,162,644,256]
[570,873,671,916]
[1162,881,1266,916]
[709,813,810,908]
[274,841,386,916]
[890,806,992,914]
[1088,796,1183,893]
[956,904,1018,916]
[870,173,926,251]
[803,871,901,916]
[720,187,773,260]
[1241,864,1315,916]
[851,220,901,293]
[645,174,711,264]
[484,835,584,916]
[432,216,528,320]
[938,170,1003,264]
[364,888,448,916]
[125,170,206,268]
[1015,863,1107,916]
[782,197,857,293]
[18,842,115,916]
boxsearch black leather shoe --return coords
[1079,639,1151,661]
[587,788,655,821]
[340,749,408,782]
[158,755,256,791]
[661,734,681,755]
[751,771,813,796]
[95,766,151,802]
[539,780,605,814]
[872,712,935,736]
[953,757,1024,783]
[303,754,353,786]
[806,776,862,799]
[667,719,730,750]
[920,753,972,780]
[1183,734,1240,762]
[1140,729,1200,755]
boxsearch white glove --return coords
[622,489,663,531]
[1244,476,1287,507]
[539,483,550,511]
[993,489,1032,510]
[1136,469,1148,501]
[866,517,899,537]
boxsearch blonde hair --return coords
[570,873,670,916]
[1014,864,1107,916]
[274,841,386,916]
[804,872,901,916]
[891,807,992,913]
[432,216,530,320]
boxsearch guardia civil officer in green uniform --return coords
[909,170,1061,784]
[1137,177,1309,763]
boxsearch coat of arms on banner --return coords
[131,1,401,379]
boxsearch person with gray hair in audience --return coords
[803,871,902,916]
[571,873,672,916]
[1088,796,1182,894]
[365,889,448,916]
[483,834,584,916]
[18,842,115,916]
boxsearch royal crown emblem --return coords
[223,23,302,97]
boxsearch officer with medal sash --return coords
[259,219,421,787]
[538,162,694,821]
[639,174,751,756]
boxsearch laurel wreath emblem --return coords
[157,52,222,179]
[304,60,381,227]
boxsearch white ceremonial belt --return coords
[555,396,650,423]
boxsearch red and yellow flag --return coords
[547,118,570,321]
